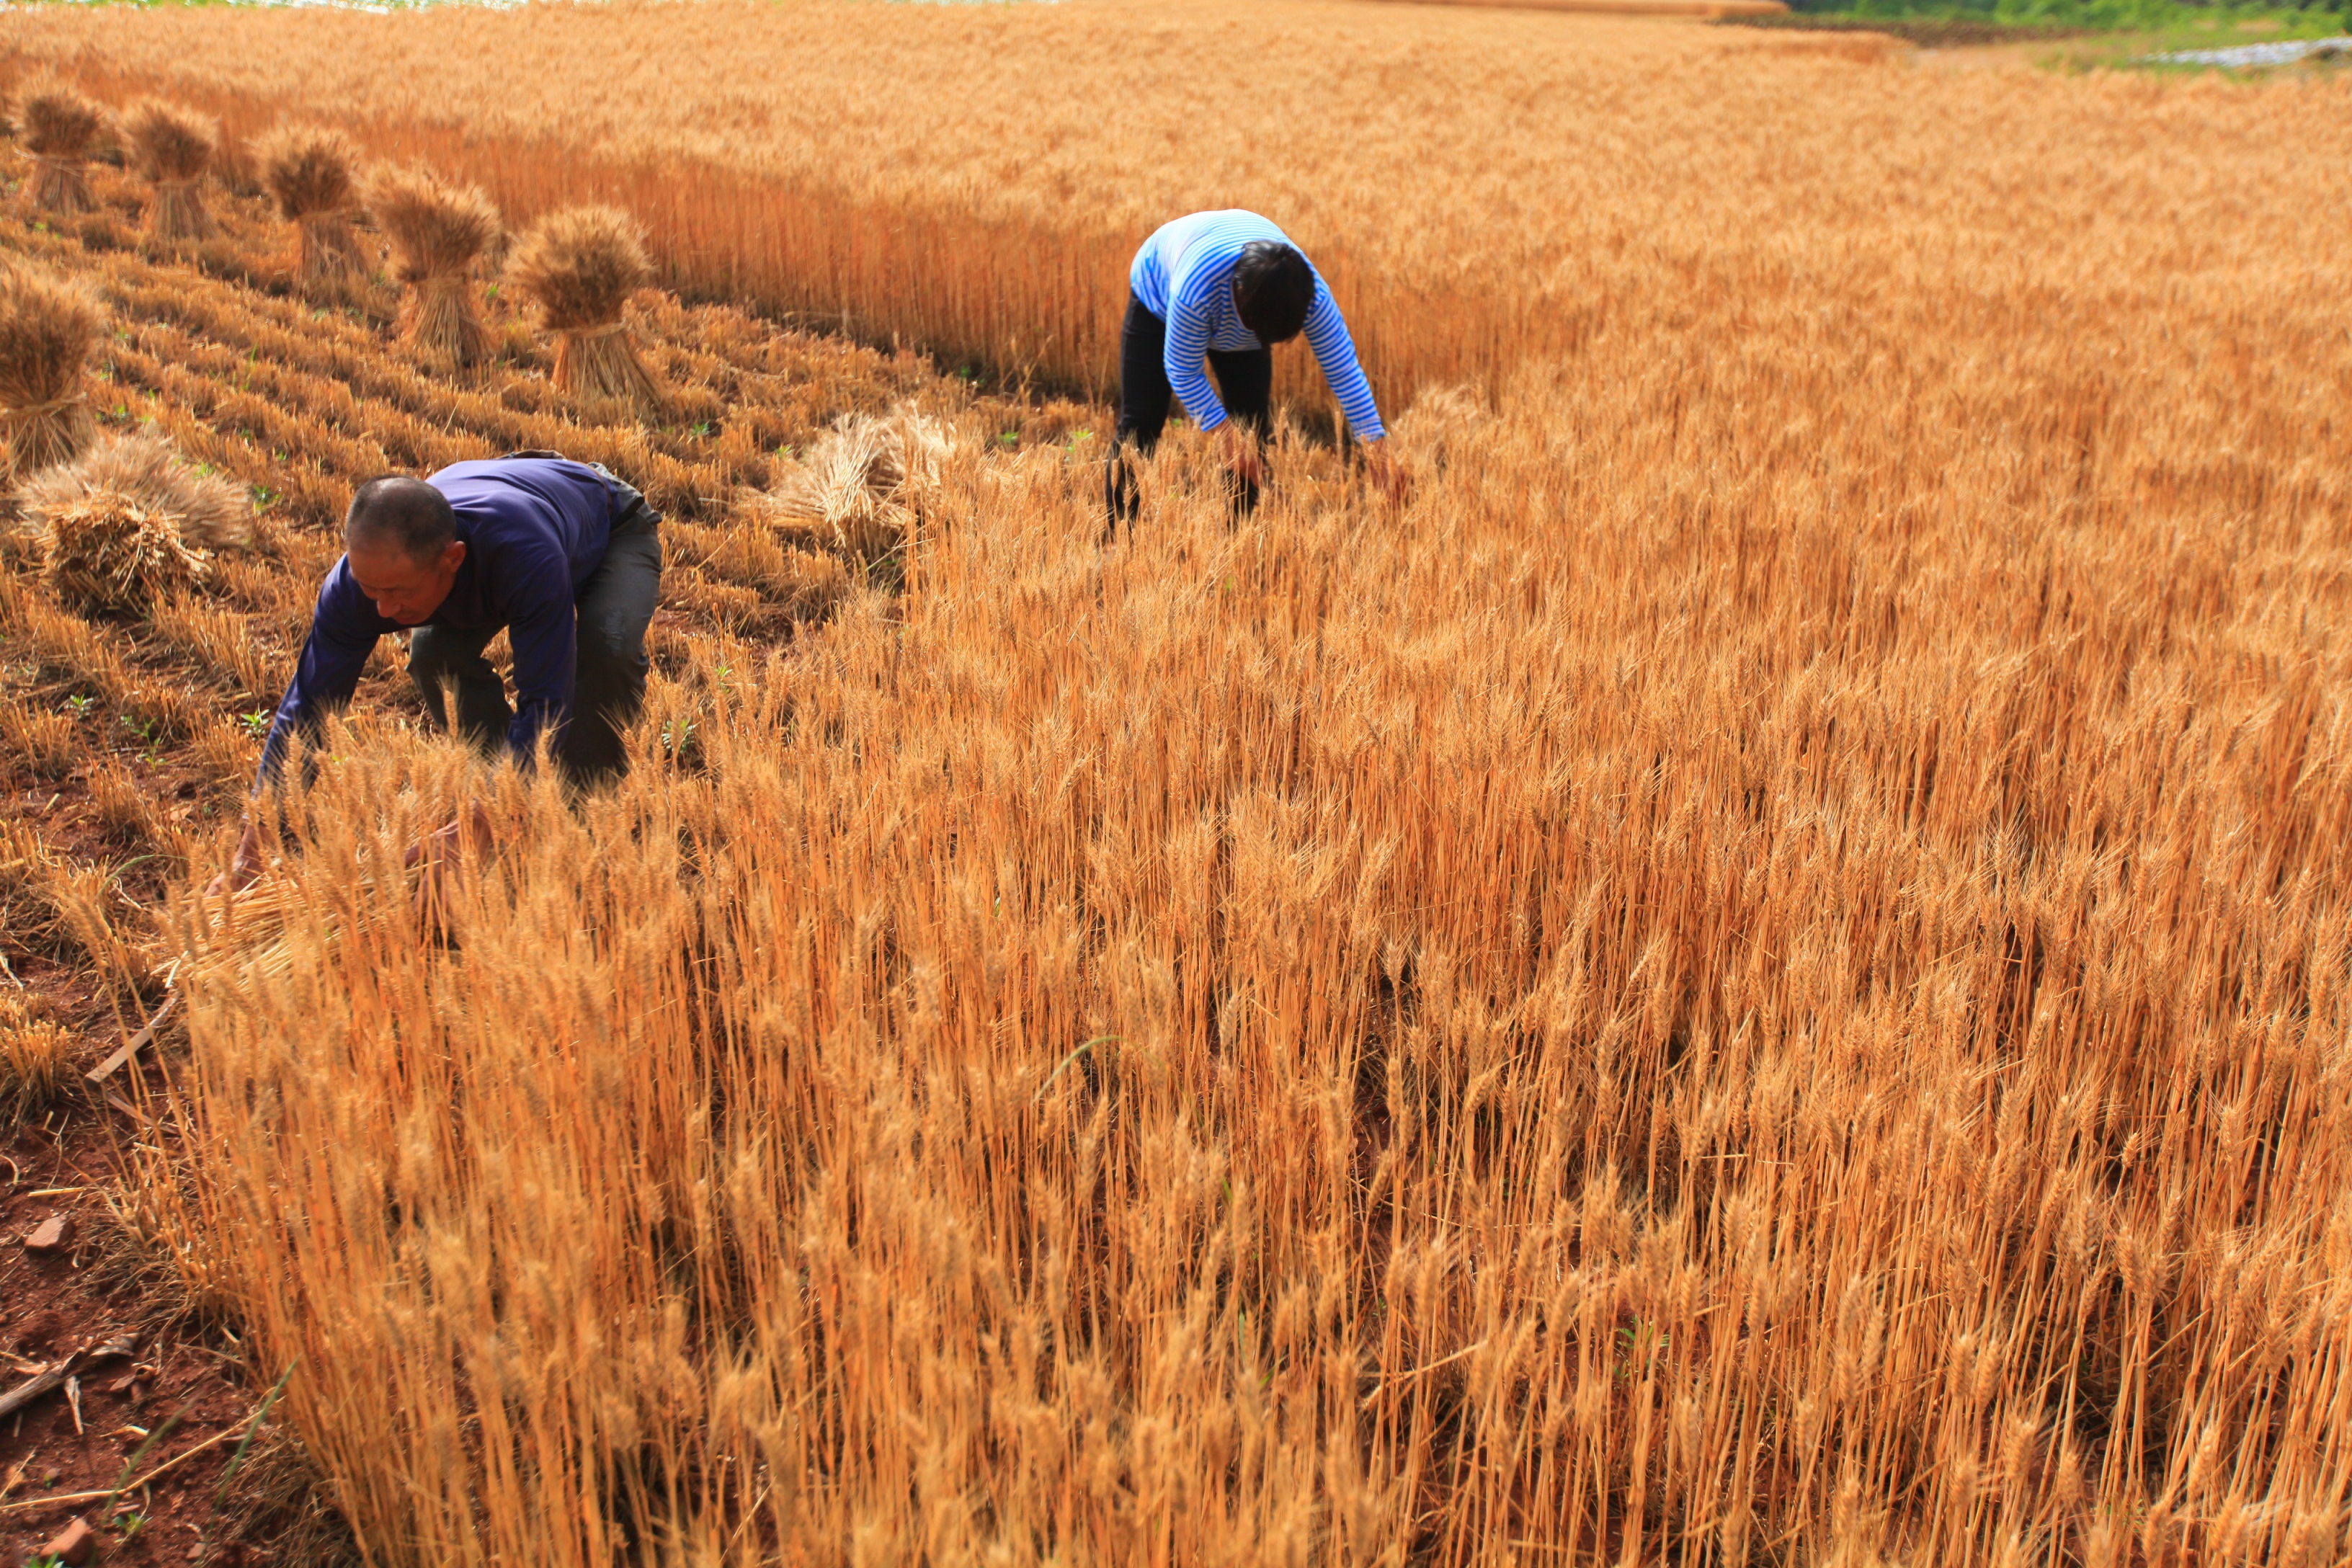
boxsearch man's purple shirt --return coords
[255,457,625,789]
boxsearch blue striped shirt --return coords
[1128,210,1386,444]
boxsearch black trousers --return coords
[409,474,663,787]
[1105,293,1273,522]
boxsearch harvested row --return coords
[0,142,1013,1030]
[4,159,1087,515]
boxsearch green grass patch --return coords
[1717,0,2351,63]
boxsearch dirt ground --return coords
[3,1108,287,1568]
[2,711,303,1564]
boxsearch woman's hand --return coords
[1219,421,1267,489]
[1360,439,1410,504]
[205,818,268,899]
[406,803,496,925]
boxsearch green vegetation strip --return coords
[1717,0,2352,45]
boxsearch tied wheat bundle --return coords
[20,79,109,218]
[124,99,221,246]
[257,123,365,283]
[366,164,500,368]
[19,431,252,614]
[505,205,663,413]
[0,262,102,481]
[767,409,953,562]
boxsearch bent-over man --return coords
[1105,209,1404,522]
[219,453,662,891]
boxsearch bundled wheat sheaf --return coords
[505,204,663,413]
[19,429,251,612]
[365,162,499,367]
[125,97,222,246]
[19,77,108,218]
[0,260,102,481]
[767,408,952,561]
[257,122,366,284]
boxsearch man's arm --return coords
[1300,279,1386,445]
[1162,271,1232,436]
[498,548,579,765]
[220,566,387,893]
[253,566,391,795]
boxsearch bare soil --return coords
[3,1115,277,1568]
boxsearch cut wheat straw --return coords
[365,163,499,368]
[0,992,73,1122]
[197,872,403,983]
[19,78,107,220]
[19,430,251,612]
[125,98,221,246]
[0,262,102,481]
[257,122,365,284]
[766,409,952,562]
[504,205,662,414]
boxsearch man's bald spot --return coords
[347,475,458,564]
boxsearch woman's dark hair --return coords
[1231,242,1314,344]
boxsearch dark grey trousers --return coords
[1105,293,1274,524]
[409,478,662,786]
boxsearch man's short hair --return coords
[1233,242,1314,344]
[346,476,458,562]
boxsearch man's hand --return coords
[205,819,268,899]
[1219,422,1267,489]
[1360,439,1410,505]
[405,802,496,925]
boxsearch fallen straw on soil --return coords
[365,162,500,368]
[0,260,102,481]
[257,122,367,284]
[504,205,662,414]
[125,98,223,246]
[18,77,108,218]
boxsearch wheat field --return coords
[4,0,2351,1563]
[15,0,2352,410]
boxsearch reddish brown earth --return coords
[2,716,287,1564]
[2,1110,273,1568]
